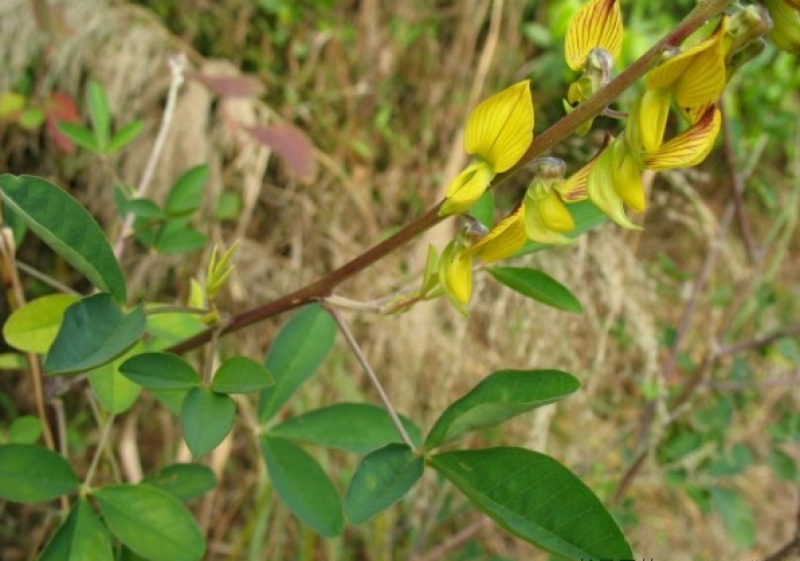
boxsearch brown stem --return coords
[169,0,734,355]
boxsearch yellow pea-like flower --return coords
[565,0,624,71]
[438,239,474,311]
[644,106,721,170]
[466,206,527,263]
[586,140,642,230]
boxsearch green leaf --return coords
[88,345,144,414]
[181,387,236,456]
[142,463,217,501]
[0,353,27,370]
[19,108,45,129]
[344,444,423,524]
[94,484,205,561]
[45,294,146,375]
[119,352,202,390]
[107,120,143,155]
[268,403,421,453]
[144,310,207,350]
[87,81,111,150]
[424,369,579,450]
[470,190,494,228]
[430,448,632,560]
[767,448,799,482]
[0,443,79,503]
[258,304,337,422]
[8,415,43,444]
[486,267,582,313]
[124,198,164,220]
[709,486,756,549]
[57,122,101,152]
[0,174,126,301]
[155,226,207,254]
[2,294,79,353]
[211,356,274,394]
[39,497,114,561]
[260,436,344,537]
[165,165,209,216]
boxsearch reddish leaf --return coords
[45,93,80,153]
[187,73,265,99]
[245,124,316,181]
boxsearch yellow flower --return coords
[523,182,575,245]
[644,106,721,170]
[586,139,643,230]
[440,81,534,216]
[565,0,624,72]
[465,206,527,263]
[439,239,474,311]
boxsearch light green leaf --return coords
[210,356,273,394]
[88,345,144,414]
[19,108,45,129]
[0,174,126,301]
[39,498,114,561]
[2,294,79,353]
[260,436,344,537]
[345,444,423,524]
[0,443,79,503]
[268,403,421,453]
[119,352,202,390]
[94,484,205,561]
[8,416,43,444]
[0,353,27,370]
[87,81,111,150]
[45,294,146,375]
[430,447,632,560]
[181,388,236,457]
[107,121,143,155]
[165,165,209,216]
[144,309,207,350]
[57,122,101,153]
[487,267,582,313]
[142,463,217,502]
[155,226,207,254]
[424,369,579,450]
[259,304,337,422]
[709,486,756,549]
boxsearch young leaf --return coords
[165,165,209,216]
[709,486,756,549]
[268,403,421,453]
[45,294,146,375]
[87,81,111,150]
[430,447,633,560]
[88,344,144,414]
[119,352,202,390]
[487,266,582,313]
[181,387,236,457]
[345,444,423,525]
[107,120,143,155]
[424,369,579,450]
[211,356,273,394]
[0,174,126,301]
[94,484,205,561]
[2,294,79,353]
[0,443,79,503]
[39,497,114,561]
[258,304,337,422]
[142,463,217,501]
[260,436,344,537]
[57,122,100,152]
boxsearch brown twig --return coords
[715,323,800,357]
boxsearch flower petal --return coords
[467,205,527,263]
[645,106,721,170]
[639,88,671,153]
[440,161,495,216]
[464,81,534,173]
[587,144,641,230]
[439,240,473,307]
[524,189,574,244]
[565,0,624,71]
[612,143,646,213]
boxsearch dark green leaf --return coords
[424,369,579,450]
[211,356,274,394]
[107,121,143,155]
[125,198,164,219]
[268,403,421,453]
[2,294,79,353]
[181,388,236,456]
[119,352,202,390]
[94,484,205,561]
[165,165,209,216]
[87,81,111,150]
[259,304,337,422]
[487,267,582,313]
[0,174,126,301]
[57,122,100,152]
[709,486,756,549]
[143,464,217,501]
[430,447,632,560]
[39,497,113,561]
[345,444,423,524]
[45,294,146,375]
[261,436,343,537]
[0,443,79,503]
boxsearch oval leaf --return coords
[261,436,343,537]
[345,444,423,524]
[258,304,337,422]
[39,498,114,561]
[430,447,633,560]
[94,484,205,561]
[142,463,217,502]
[181,387,236,457]
[45,294,146,375]
[88,344,144,414]
[424,369,579,450]
[165,165,208,216]
[709,486,756,549]
[211,356,274,394]
[487,267,582,313]
[8,416,43,444]
[119,352,202,390]
[268,403,421,453]
[2,294,79,353]
[0,174,126,301]
[0,443,79,503]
